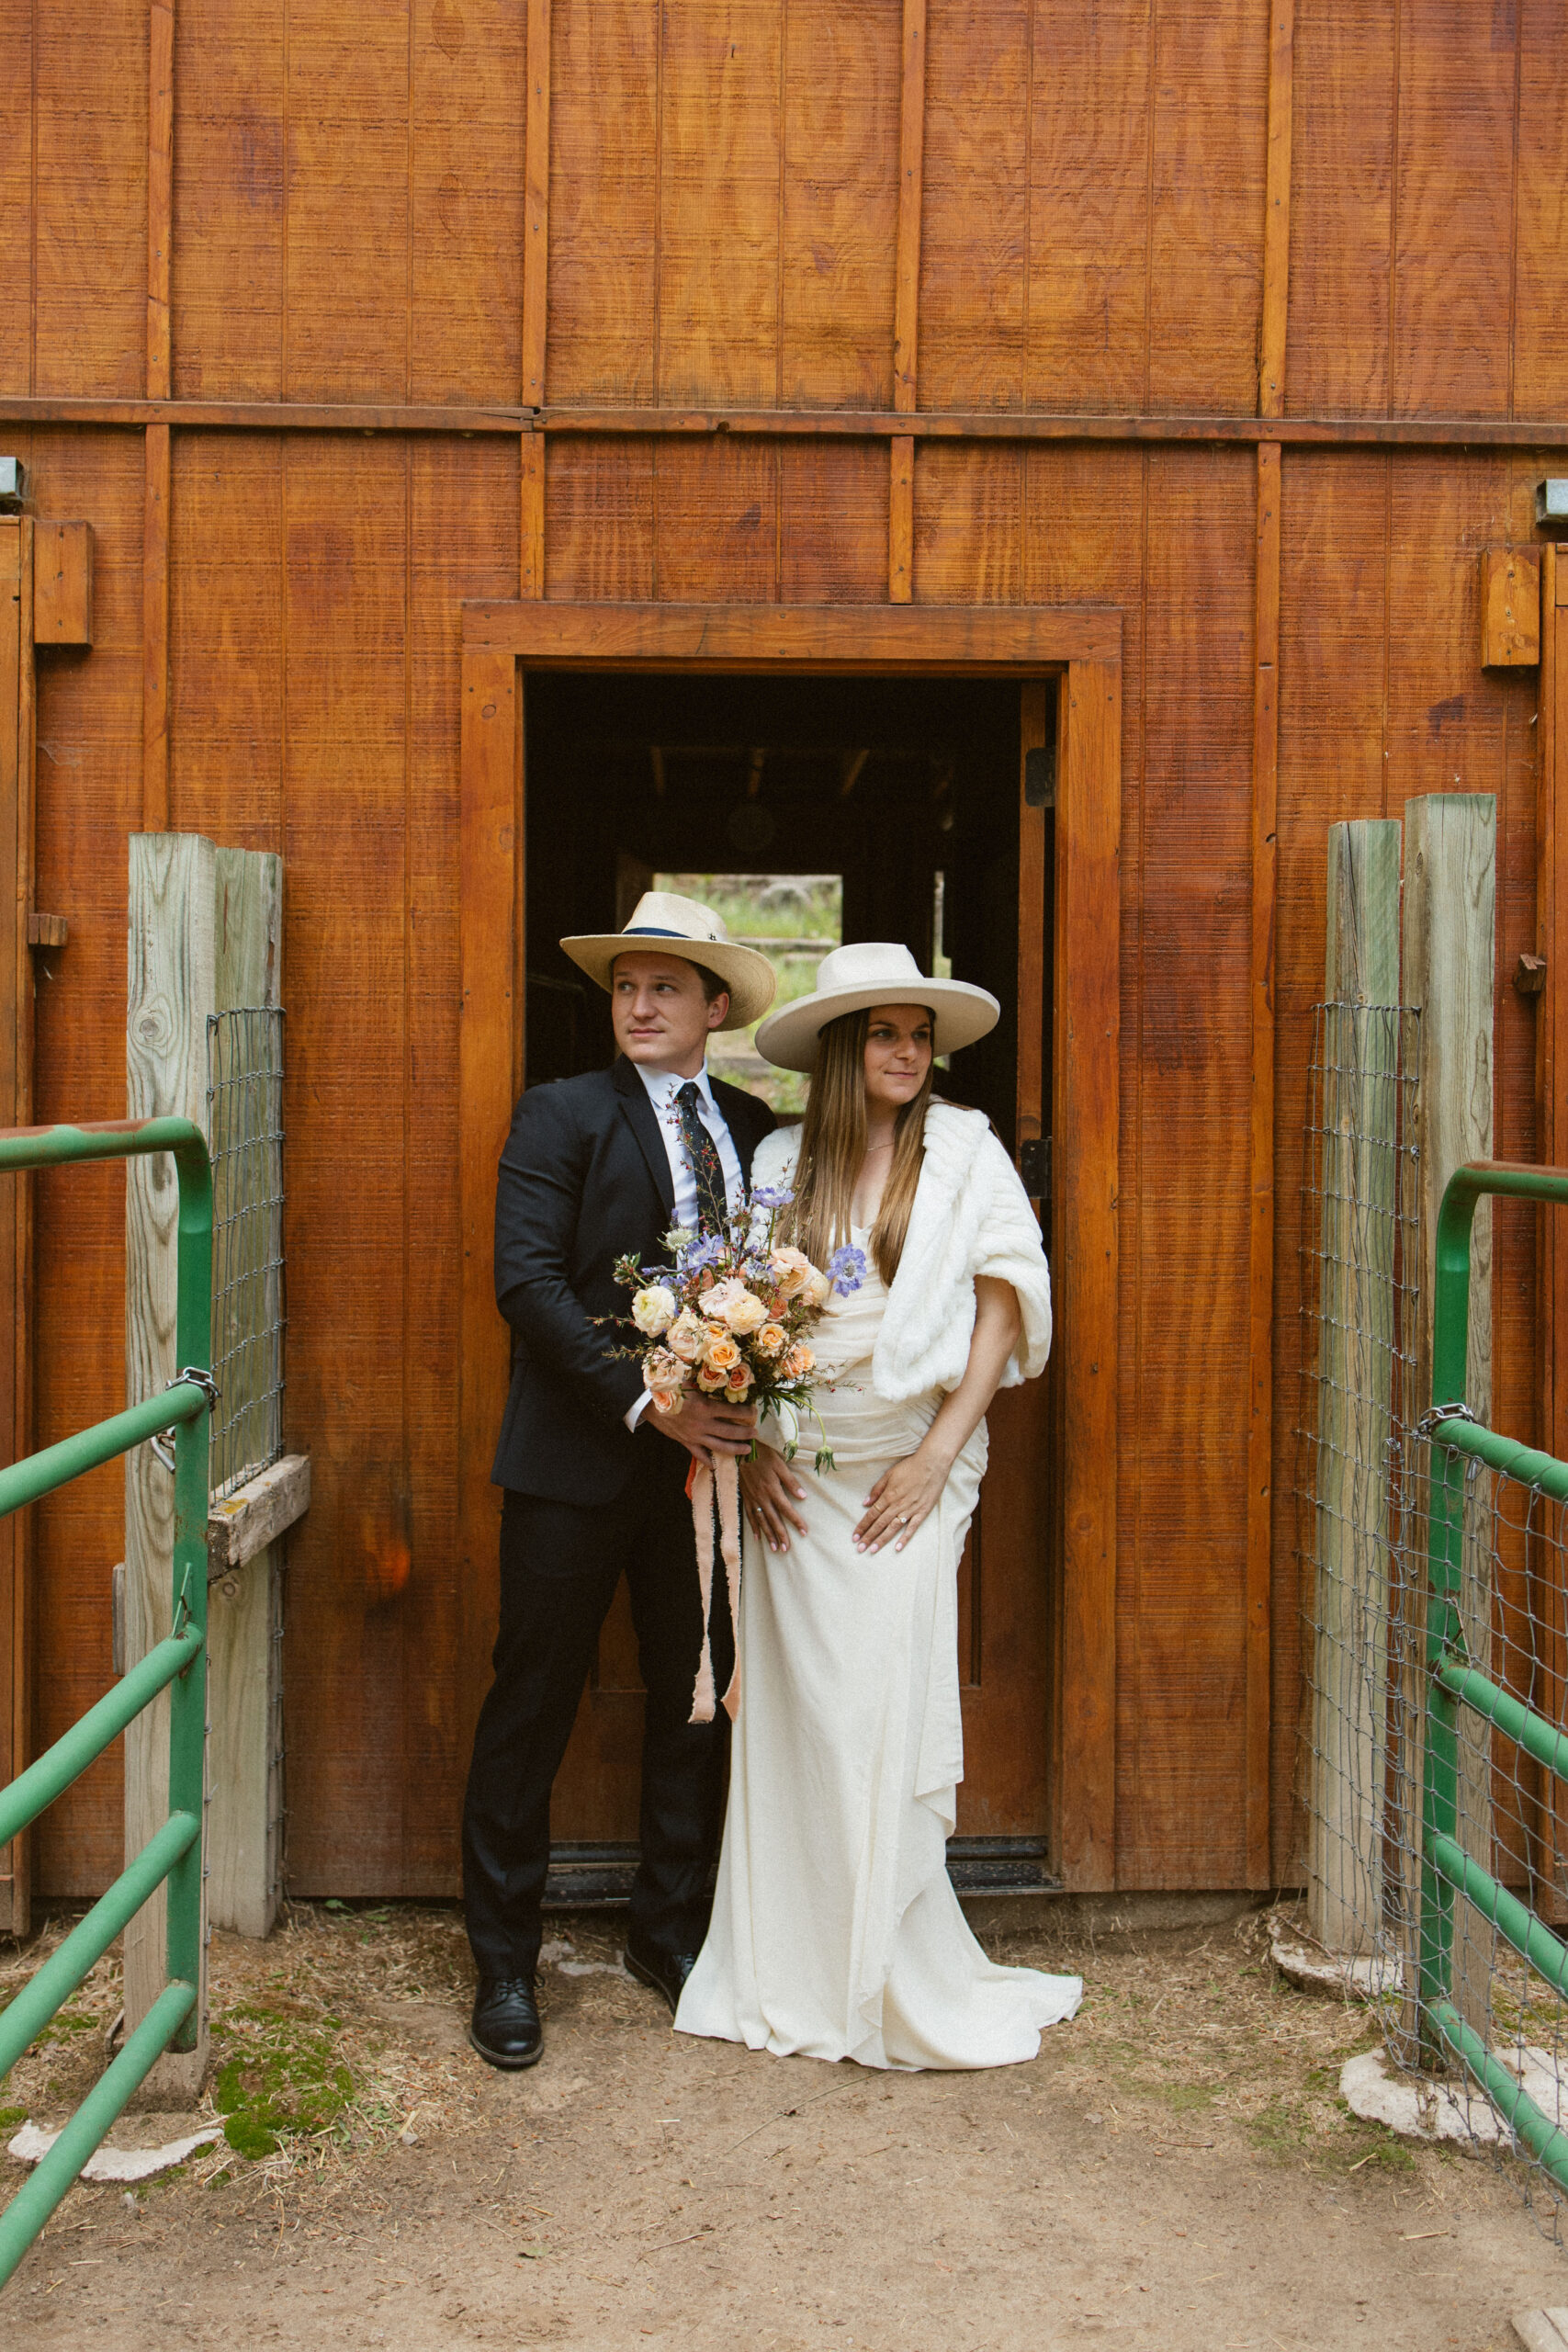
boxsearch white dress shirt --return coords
[623,1060,745,1431]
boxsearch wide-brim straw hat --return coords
[754,940,999,1073]
[558,890,777,1030]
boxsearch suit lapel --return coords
[612,1057,676,1219]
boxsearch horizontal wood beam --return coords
[461,600,1122,670]
[207,1453,311,1578]
[2,398,1568,450]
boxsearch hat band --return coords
[620,925,717,943]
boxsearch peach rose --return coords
[718,1286,768,1335]
[781,1343,815,1381]
[703,1332,741,1374]
[696,1364,728,1393]
[666,1309,708,1364]
[756,1322,787,1358]
[767,1246,815,1300]
[803,1269,831,1309]
[725,1363,753,1396]
[643,1348,689,1413]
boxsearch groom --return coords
[461,891,777,2069]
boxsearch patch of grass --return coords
[0,2103,27,2132]
[1155,2083,1216,2113]
[36,2006,96,2046]
[212,2006,355,2161]
[1247,2096,1314,2162]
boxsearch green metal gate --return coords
[0,1117,213,2291]
[1419,1160,1568,2193]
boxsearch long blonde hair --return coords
[785,1008,932,1287]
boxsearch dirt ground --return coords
[2,1897,1562,2349]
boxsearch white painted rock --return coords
[1340,2045,1565,2154]
[6,2120,222,2182]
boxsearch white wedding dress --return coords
[675,1232,1082,2070]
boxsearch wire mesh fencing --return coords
[1293,1000,1568,2235]
[206,1007,286,1503]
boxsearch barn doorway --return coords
[522,669,1057,1895]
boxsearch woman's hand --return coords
[740,1444,811,1553]
[853,1442,953,1555]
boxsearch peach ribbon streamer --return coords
[686,1453,742,1725]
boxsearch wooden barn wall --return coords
[0,0,1565,1894]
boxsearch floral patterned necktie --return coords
[674,1081,729,1236]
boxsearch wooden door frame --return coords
[457,601,1122,1891]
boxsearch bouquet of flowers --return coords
[606,1186,864,1723]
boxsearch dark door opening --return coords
[521,668,1058,1894]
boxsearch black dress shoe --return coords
[625,1938,698,2015]
[469,1975,544,2070]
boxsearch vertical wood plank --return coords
[147,0,174,403]
[206,848,284,1941]
[143,423,172,831]
[1308,818,1400,1955]
[1258,0,1295,418]
[1404,790,1496,2030]
[0,517,33,1937]
[125,832,217,2098]
[1054,654,1121,1889]
[458,653,519,1791]
[144,0,174,832]
[522,430,546,602]
[888,433,913,603]
[1017,678,1048,1183]
[1536,546,1568,1916]
[520,0,551,599]
[888,0,925,599]
[1247,438,1280,1884]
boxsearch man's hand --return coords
[739,1444,810,1554]
[648,1391,757,1465]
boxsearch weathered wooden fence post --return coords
[124,834,283,2096]
[1403,790,1495,2038]
[1309,818,1401,1956]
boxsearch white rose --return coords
[803,1270,831,1309]
[632,1283,677,1336]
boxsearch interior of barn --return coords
[522,673,1049,1152]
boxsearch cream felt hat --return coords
[558,890,777,1030]
[754,941,999,1073]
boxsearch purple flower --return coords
[827,1244,866,1296]
[677,1232,727,1275]
[750,1183,795,1211]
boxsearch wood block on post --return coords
[1480,548,1541,667]
[31,522,94,647]
[126,835,285,2098]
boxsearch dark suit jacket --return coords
[491,1056,776,1504]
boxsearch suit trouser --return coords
[461,1447,735,1981]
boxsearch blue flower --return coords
[827,1244,867,1296]
[677,1232,726,1275]
[750,1183,795,1211]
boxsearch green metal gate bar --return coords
[1419,1159,1568,2194]
[0,1118,212,2294]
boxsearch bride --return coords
[674,941,1082,2070]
